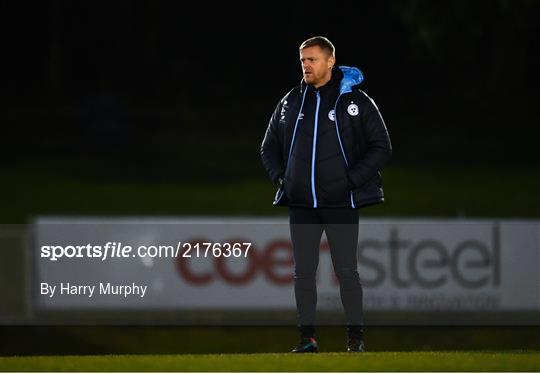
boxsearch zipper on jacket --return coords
[311,91,321,208]
[333,94,356,208]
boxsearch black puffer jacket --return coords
[261,66,392,208]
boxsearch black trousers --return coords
[289,207,364,339]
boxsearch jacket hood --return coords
[338,66,364,94]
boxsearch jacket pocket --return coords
[352,174,384,207]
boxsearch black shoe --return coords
[347,336,365,352]
[292,336,319,353]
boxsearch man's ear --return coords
[328,55,336,69]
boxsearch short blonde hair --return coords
[299,36,335,57]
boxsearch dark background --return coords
[2,1,539,192]
[2,1,540,222]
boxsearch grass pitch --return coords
[1,351,539,372]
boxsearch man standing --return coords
[260,36,392,353]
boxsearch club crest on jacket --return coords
[347,103,359,116]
